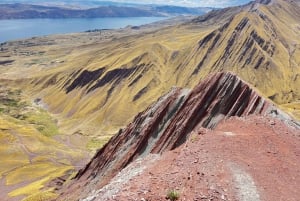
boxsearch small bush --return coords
[3,98,19,107]
[86,137,110,151]
[166,190,180,201]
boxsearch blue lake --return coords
[0,17,166,43]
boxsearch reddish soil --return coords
[58,72,300,201]
[103,115,300,201]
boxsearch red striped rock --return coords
[57,72,298,200]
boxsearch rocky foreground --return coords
[85,115,299,201]
[57,72,300,200]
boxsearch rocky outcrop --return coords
[0,60,14,65]
[58,72,277,200]
[88,114,300,201]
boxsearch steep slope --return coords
[57,72,299,200]
[84,114,300,201]
[0,0,297,140]
[184,0,300,105]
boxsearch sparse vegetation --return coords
[21,190,58,201]
[25,109,59,137]
[190,132,198,143]
[0,86,79,200]
[86,137,110,151]
[8,166,73,198]
[0,87,59,137]
[166,189,180,201]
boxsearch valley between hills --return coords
[0,0,299,200]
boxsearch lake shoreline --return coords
[0,17,167,43]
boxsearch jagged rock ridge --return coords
[58,72,280,200]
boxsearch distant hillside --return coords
[0,4,158,19]
[152,5,212,15]
[0,3,212,19]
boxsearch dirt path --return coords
[81,115,300,201]
[229,163,260,201]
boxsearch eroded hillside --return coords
[1,0,299,140]
[0,0,299,200]
[57,72,300,200]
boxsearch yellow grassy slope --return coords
[0,86,86,200]
[0,0,299,139]
[17,26,216,137]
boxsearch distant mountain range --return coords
[0,0,216,9]
[0,3,213,19]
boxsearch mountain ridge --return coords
[0,3,212,19]
[1,0,298,137]
[57,72,299,200]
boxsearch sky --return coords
[0,0,253,8]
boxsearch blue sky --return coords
[104,0,252,7]
[0,0,253,8]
